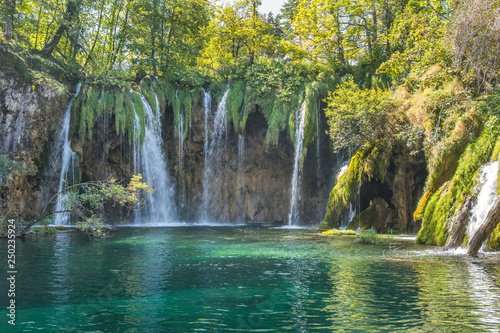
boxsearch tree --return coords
[41,0,80,56]
[324,77,393,151]
[197,0,276,78]
[19,174,154,238]
[452,0,500,93]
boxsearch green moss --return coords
[152,79,167,112]
[488,223,500,249]
[227,81,245,133]
[322,229,356,236]
[78,85,100,139]
[113,88,125,135]
[131,91,146,143]
[165,81,177,107]
[417,121,500,245]
[175,89,193,140]
[210,82,227,104]
[123,89,136,142]
[320,141,392,230]
[415,112,482,220]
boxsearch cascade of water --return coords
[466,161,499,246]
[201,85,230,221]
[288,100,307,226]
[133,92,176,224]
[339,203,357,230]
[175,90,184,174]
[53,84,81,225]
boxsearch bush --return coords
[325,77,393,151]
[355,228,385,244]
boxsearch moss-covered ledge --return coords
[319,140,392,230]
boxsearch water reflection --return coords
[467,262,500,331]
[3,228,500,332]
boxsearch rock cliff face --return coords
[78,92,337,224]
[0,71,69,216]
[0,74,429,230]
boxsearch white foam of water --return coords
[53,84,81,225]
[288,100,307,226]
[201,85,230,221]
[466,161,499,246]
[133,92,177,224]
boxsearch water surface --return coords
[1,227,500,332]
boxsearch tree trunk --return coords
[444,195,475,250]
[4,0,14,40]
[83,0,105,68]
[466,195,500,256]
[41,0,78,56]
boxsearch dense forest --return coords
[1,0,500,252]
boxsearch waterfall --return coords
[288,100,307,226]
[339,203,357,230]
[175,90,184,174]
[466,161,499,246]
[133,92,176,224]
[315,100,322,220]
[53,84,81,225]
[201,85,230,221]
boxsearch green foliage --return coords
[56,175,154,238]
[322,229,356,236]
[325,77,394,152]
[131,91,146,143]
[174,89,193,140]
[417,121,500,245]
[227,81,245,133]
[152,79,167,111]
[355,229,385,245]
[141,78,157,112]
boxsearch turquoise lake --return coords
[2,226,500,332]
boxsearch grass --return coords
[355,229,386,244]
[322,229,356,236]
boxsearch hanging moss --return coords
[414,111,483,220]
[113,88,125,135]
[165,81,177,107]
[227,81,245,133]
[210,82,227,104]
[173,93,181,138]
[70,86,84,138]
[152,79,167,112]
[177,89,193,140]
[140,78,157,112]
[78,85,100,139]
[320,141,392,230]
[417,122,500,245]
[123,89,135,142]
[131,91,146,143]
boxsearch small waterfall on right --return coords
[466,161,499,247]
[175,90,184,174]
[201,85,230,221]
[53,84,81,225]
[288,100,307,226]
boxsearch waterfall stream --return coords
[288,100,307,226]
[175,90,184,174]
[466,161,499,247]
[201,85,230,221]
[53,84,81,225]
[133,91,176,224]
